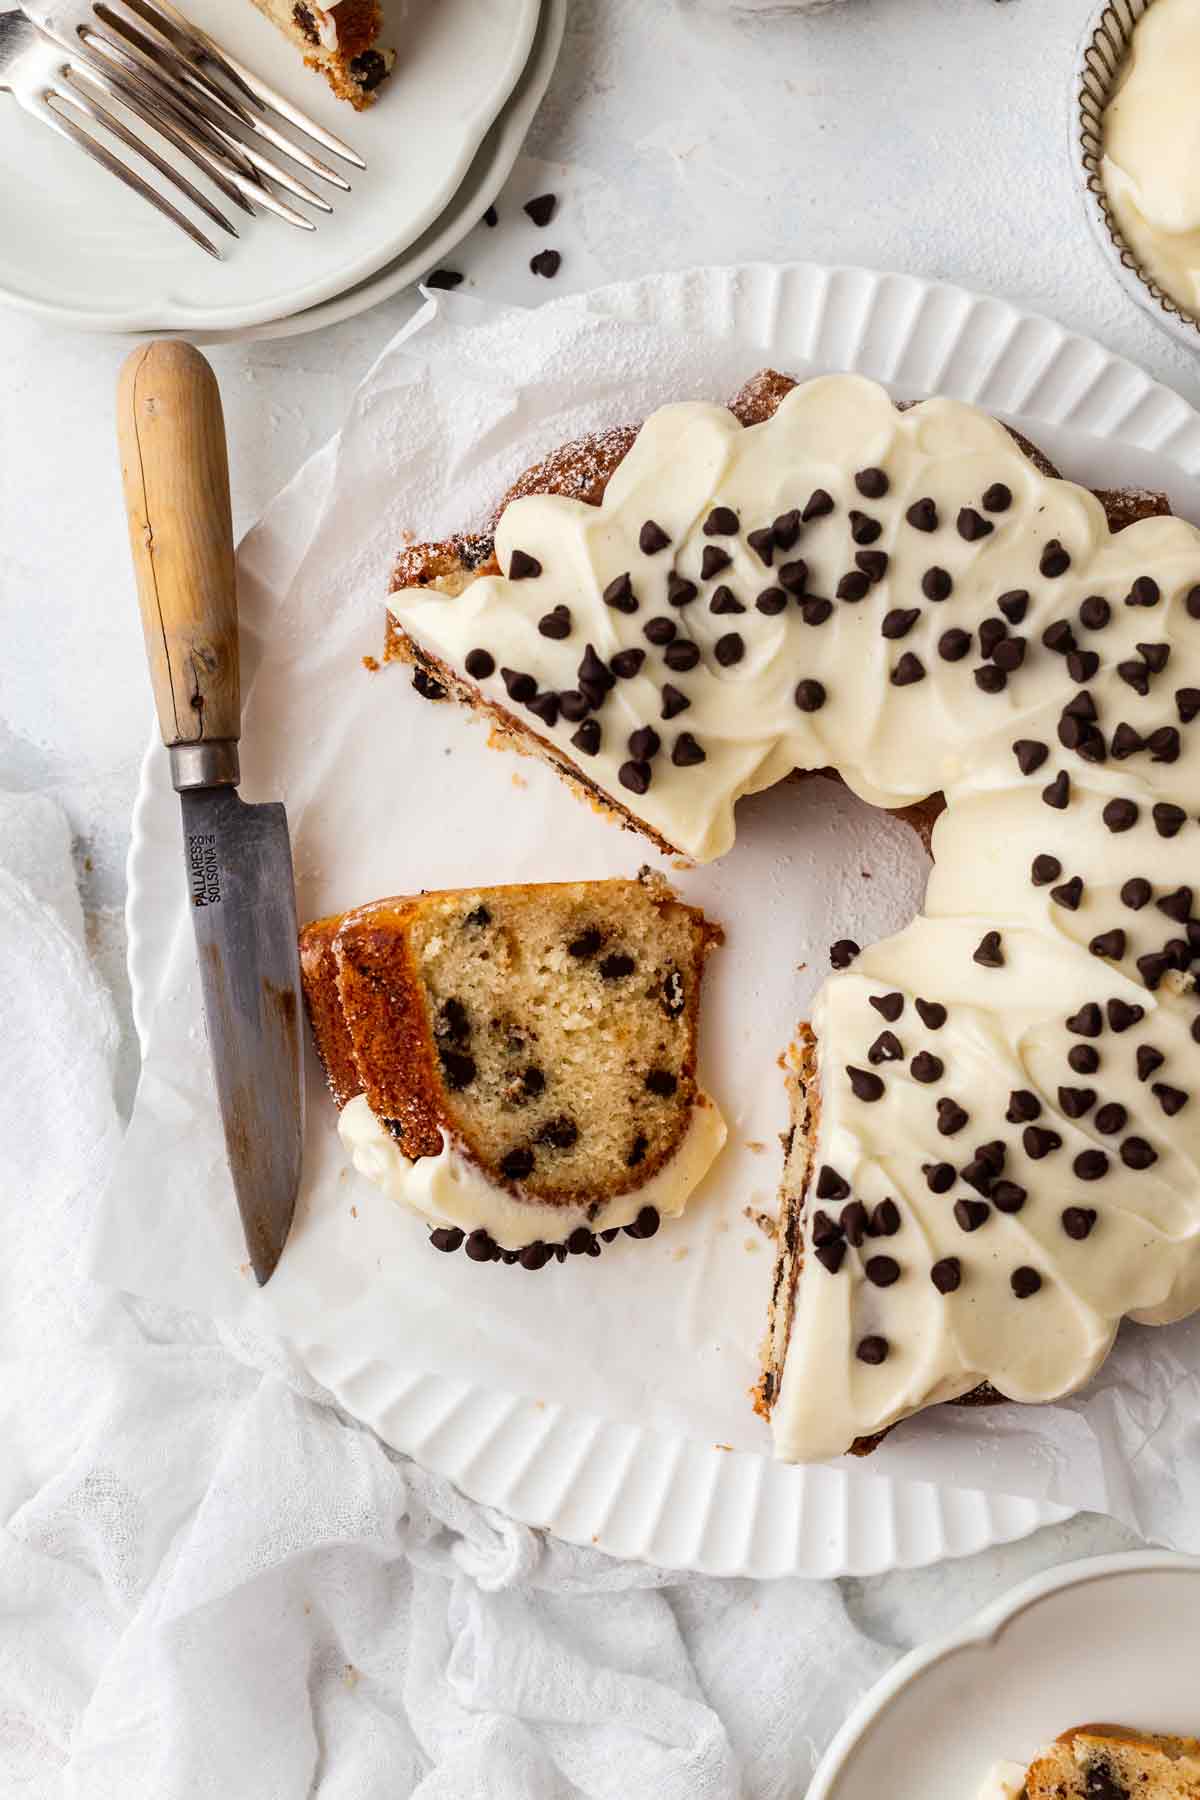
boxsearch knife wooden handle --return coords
[117,342,240,781]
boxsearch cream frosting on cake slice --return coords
[389,373,1200,1455]
[249,0,394,107]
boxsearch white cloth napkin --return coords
[0,786,901,1796]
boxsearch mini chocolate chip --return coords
[1154,1082,1189,1115]
[527,692,560,728]
[701,545,731,580]
[644,616,677,645]
[1095,1102,1127,1135]
[539,605,572,640]
[645,1068,678,1097]
[974,930,1005,967]
[661,684,691,719]
[1042,771,1071,810]
[773,509,802,549]
[1062,1207,1098,1241]
[667,573,698,608]
[1067,649,1100,683]
[939,628,972,662]
[1059,1086,1096,1118]
[756,587,787,615]
[831,939,861,970]
[955,1198,990,1232]
[529,249,561,279]
[1137,1045,1165,1081]
[975,664,1007,694]
[521,1066,545,1097]
[664,640,700,672]
[426,269,463,289]
[871,992,905,1021]
[1153,802,1187,838]
[992,1180,1027,1214]
[1069,1044,1101,1074]
[1158,884,1194,922]
[982,482,1012,512]
[1111,722,1144,760]
[599,953,635,980]
[957,507,993,542]
[1090,929,1127,959]
[627,725,660,761]
[994,637,1027,672]
[483,205,498,227]
[931,1257,962,1293]
[778,559,811,597]
[1107,998,1145,1032]
[501,1147,534,1180]
[1117,659,1151,696]
[856,1335,889,1365]
[509,549,542,580]
[816,1165,850,1200]
[937,1098,969,1135]
[1126,575,1160,607]
[618,760,652,795]
[610,648,646,679]
[911,1052,944,1083]
[915,999,947,1030]
[465,648,495,680]
[906,498,939,532]
[1148,725,1182,763]
[1024,1125,1063,1159]
[924,1161,956,1192]
[603,572,638,613]
[578,643,614,693]
[540,1115,580,1150]
[626,1135,648,1169]
[847,1066,885,1101]
[568,926,602,959]
[870,1199,902,1237]
[1187,585,1200,618]
[841,1203,869,1246]
[855,467,889,498]
[1121,1135,1157,1169]
[815,1239,846,1274]
[1043,620,1077,655]
[868,1029,903,1064]
[465,1229,498,1262]
[1138,951,1173,989]
[524,192,557,226]
[891,652,926,686]
[1178,687,1200,722]
[431,1226,465,1253]
[501,667,537,703]
[672,732,706,766]
[802,598,833,626]
[566,1228,592,1256]
[703,505,739,536]
[1051,875,1084,910]
[1011,1266,1042,1299]
[1032,853,1062,885]
[625,1206,660,1240]
[1066,1003,1102,1038]
[882,608,921,639]
[1079,595,1111,631]
[998,590,1030,625]
[848,512,882,548]
[1074,1149,1109,1181]
[837,570,872,602]
[639,520,671,555]
[714,632,745,666]
[1040,539,1070,577]
[922,567,953,601]
[794,678,827,712]
[1121,877,1153,911]
[1008,1087,1043,1118]
[979,617,1007,659]
[857,550,889,583]
[571,720,601,756]
[747,527,776,567]
[558,690,589,722]
[865,1255,901,1287]
[1138,641,1171,673]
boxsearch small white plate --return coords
[188,0,566,346]
[0,0,538,334]
[810,1552,1200,1798]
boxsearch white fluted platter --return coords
[125,263,1200,1576]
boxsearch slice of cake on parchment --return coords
[300,873,726,1267]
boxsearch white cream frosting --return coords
[392,373,1200,1459]
[338,1090,727,1250]
[974,1761,1028,1800]
[1102,0,1200,315]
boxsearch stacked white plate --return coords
[0,0,565,340]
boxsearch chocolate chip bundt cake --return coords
[385,368,1200,1459]
[249,0,394,107]
[300,875,725,1266]
[1013,1724,1200,1798]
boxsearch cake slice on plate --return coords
[249,0,395,107]
[981,1725,1200,1798]
[300,873,726,1266]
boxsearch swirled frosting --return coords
[391,374,1200,1460]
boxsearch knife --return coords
[117,340,303,1285]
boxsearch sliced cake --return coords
[991,1725,1200,1799]
[300,873,726,1265]
[249,0,395,108]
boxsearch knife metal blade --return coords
[181,785,303,1284]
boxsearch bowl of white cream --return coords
[1076,0,1200,348]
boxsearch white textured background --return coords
[3,0,1186,1643]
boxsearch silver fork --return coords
[0,10,238,255]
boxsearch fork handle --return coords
[117,341,240,788]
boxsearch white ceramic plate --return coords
[188,0,566,346]
[0,0,538,333]
[128,261,1200,1577]
[809,1552,1200,1797]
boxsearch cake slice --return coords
[249,0,395,108]
[300,873,726,1265]
[1019,1726,1200,1798]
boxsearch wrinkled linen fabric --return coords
[0,789,894,1799]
